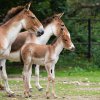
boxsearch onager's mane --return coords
[42,14,59,27]
[2,6,24,24]
[42,16,53,27]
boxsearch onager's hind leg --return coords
[35,65,43,91]
[23,63,32,98]
[0,70,4,90]
[0,59,14,96]
[0,83,4,90]
[45,64,51,99]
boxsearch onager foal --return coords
[21,26,75,98]
[0,2,44,96]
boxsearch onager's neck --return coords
[37,23,57,44]
[52,37,64,56]
[7,21,22,42]
[3,18,23,44]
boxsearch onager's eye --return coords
[30,16,35,19]
[61,24,64,27]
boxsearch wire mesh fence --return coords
[64,18,100,60]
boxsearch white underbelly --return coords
[32,57,45,65]
[8,50,20,62]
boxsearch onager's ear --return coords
[24,1,32,11]
[55,13,64,18]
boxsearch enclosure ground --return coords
[0,72,100,100]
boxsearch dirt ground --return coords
[0,76,100,100]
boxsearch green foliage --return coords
[0,0,100,70]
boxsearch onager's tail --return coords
[20,50,23,63]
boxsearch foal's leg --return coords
[51,64,57,98]
[23,63,32,98]
[0,59,14,96]
[45,64,52,99]
[35,65,43,91]
[28,65,32,92]
[45,63,57,99]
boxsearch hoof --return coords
[0,84,4,90]
[54,96,57,99]
[46,96,50,99]
[8,93,15,97]
[52,94,57,99]
[46,92,50,99]
[29,88,33,92]
[24,92,32,98]
[38,88,43,91]
[25,94,32,98]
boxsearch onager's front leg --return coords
[0,59,14,96]
[45,63,57,99]
[0,83,4,90]
[23,64,32,98]
[35,65,43,91]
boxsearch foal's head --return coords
[60,26,75,51]
[3,2,44,36]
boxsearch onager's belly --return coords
[8,50,20,62]
[32,57,45,65]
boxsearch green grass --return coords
[0,69,100,100]
[2,62,99,99]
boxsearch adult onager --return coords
[21,25,75,98]
[0,2,44,96]
[0,13,67,93]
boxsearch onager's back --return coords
[21,26,75,98]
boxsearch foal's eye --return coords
[65,39,68,42]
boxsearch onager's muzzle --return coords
[36,26,44,36]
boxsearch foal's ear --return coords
[61,27,65,36]
[24,1,32,11]
[55,13,64,18]
[61,27,64,34]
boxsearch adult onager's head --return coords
[42,13,66,36]
[2,2,44,36]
